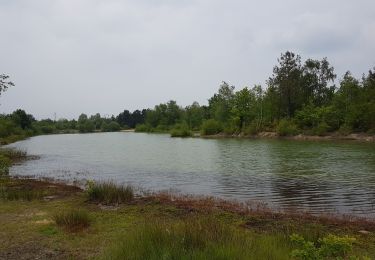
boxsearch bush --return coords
[135,124,150,132]
[54,209,91,231]
[338,124,352,136]
[243,121,260,135]
[290,233,356,259]
[223,125,238,135]
[200,119,223,136]
[312,122,329,136]
[276,119,299,136]
[86,181,134,204]
[170,123,192,137]
[101,121,121,132]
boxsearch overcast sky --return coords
[1,0,374,119]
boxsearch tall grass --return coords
[87,181,134,204]
[54,209,91,231]
[0,186,46,201]
[105,216,291,260]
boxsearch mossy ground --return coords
[0,178,374,259]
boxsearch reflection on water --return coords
[7,132,375,216]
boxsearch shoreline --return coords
[198,131,375,142]
[2,150,375,259]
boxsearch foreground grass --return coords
[0,178,374,259]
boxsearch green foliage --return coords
[312,122,329,136]
[2,56,375,140]
[135,123,151,132]
[290,233,356,260]
[53,209,91,231]
[170,123,192,137]
[200,119,223,136]
[101,121,121,132]
[86,181,134,204]
[276,119,299,136]
[243,121,261,135]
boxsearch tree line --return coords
[1,51,374,142]
[137,52,375,137]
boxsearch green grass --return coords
[87,181,134,204]
[53,208,91,231]
[105,215,291,260]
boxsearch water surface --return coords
[8,132,375,216]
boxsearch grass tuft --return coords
[53,209,91,231]
[86,181,134,204]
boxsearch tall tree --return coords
[268,51,303,118]
[208,81,235,123]
[302,58,336,106]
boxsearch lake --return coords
[7,132,375,216]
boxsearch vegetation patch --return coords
[200,119,223,136]
[276,119,299,136]
[53,208,91,231]
[0,185,46,201]
[170,123,192,137]
[105,216,290,260]
[290,233,362,259]
[87,181,134,204]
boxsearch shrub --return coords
[101,121,121,132]
[170,123,192,137]
[338,124,352,136]
[200,119,223,136]
[276,119,299,136]
[86,181,134,204]
[290,233,356,259]
[54,209,91,231]
[223,125,238,135]
[155,124,169,132]
[135,124,150,132]
[312,122,329,136]
[243,121,260,135]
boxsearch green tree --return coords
[232,87,255,130]
[302,58,336,106]
[268,51,304,118]
[208,81,235,123]
[11,109,34,129]
[185,101,203,130]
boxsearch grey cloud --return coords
[0,0,374,119]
